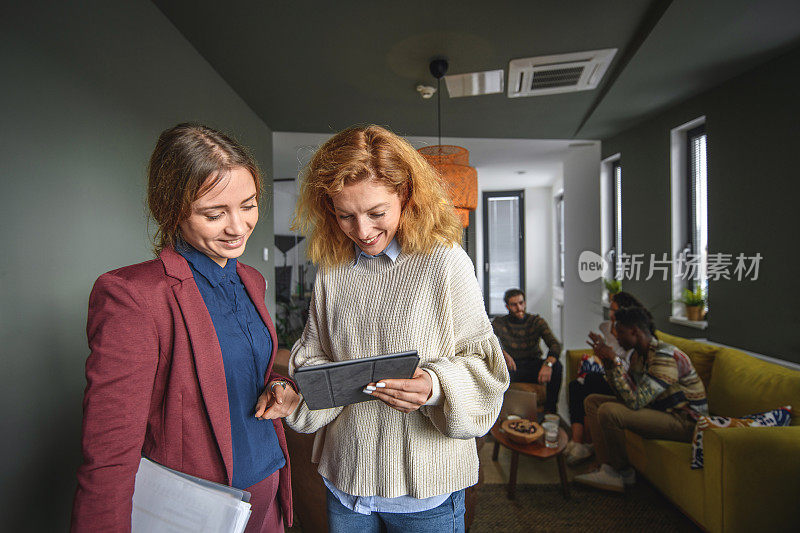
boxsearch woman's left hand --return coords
[254,381,301,420]
[364,367,432,413]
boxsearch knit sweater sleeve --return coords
[490,316,510,352]
[419,247,510,438]
[535,316,563,357]
[284,272,344,433]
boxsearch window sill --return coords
[668,316,708,330]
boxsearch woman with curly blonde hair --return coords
[292,125,463,265]
[284,125,509,533]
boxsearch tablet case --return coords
[293,350,419,410]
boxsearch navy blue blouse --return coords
[179,244,285,489]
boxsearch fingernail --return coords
[362,388,373,394]
[366,385,376,391]
[376,382,386,388]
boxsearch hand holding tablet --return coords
[363,367,433,414]
[293,350,419,410]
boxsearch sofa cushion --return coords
[708,348,800,424]
[625,432,705,526]
[655,331,717,389]
[690,406,793,468]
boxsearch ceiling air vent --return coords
[508,48,617,98]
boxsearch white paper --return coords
[132,458,251,533]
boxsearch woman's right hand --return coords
[254,381,301,419]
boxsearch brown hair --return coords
[611,291,645,310]
[147,123,262,254]
[503,288,525,304]
[292,125,462,266]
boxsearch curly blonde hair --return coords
[292,125,462,266]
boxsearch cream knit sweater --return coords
[285,244,509,499]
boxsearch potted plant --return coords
[679,287,706,321]
[603,278,622,297]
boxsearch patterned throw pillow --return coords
[690,406,792,469]
[577,354,604,383]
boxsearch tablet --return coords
[293,350,419,410]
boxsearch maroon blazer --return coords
[71,247,292,532]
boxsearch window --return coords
[555,193,565,287]
[600,154,622,296]
[686,125,708,296]
[483,190,525,316]
[612,160,622,279]
[670,117,708,326]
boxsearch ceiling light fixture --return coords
[417,58,478,228]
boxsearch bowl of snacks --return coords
[501,418,544,444]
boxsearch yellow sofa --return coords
[567,332,800,532]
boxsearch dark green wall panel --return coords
[603,46,800,363]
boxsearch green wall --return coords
[602,45,800,364]
[0,1,275,529]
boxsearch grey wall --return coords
[602,45,800,364]
[0,1,275,530]
[562,145,604,351]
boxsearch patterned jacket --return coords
[605,338,708,415]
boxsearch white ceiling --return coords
[272,131,593,188]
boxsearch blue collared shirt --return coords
[323,238,451,515]
[352,237,401,267]
[178,243,285,489]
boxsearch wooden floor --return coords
[480,433,592,485]
[286,434,597,532]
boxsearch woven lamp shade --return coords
[418,145,478,227]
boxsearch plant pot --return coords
[686,305,704,321]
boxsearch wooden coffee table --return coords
[490,420,570,499]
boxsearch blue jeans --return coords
[326,488,466,533]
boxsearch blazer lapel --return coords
[161,248,234,484]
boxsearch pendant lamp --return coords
[417,59,478,227]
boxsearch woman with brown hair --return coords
[72,123,296,532]
[285,125,509,533]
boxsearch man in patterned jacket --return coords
[491,289,563,414]
[574,306,708,492]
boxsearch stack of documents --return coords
[132,458,251,533]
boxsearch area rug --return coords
[470,483,700,532]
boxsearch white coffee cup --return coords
[542,421,559,448]
[543,414,560,425]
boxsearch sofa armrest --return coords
[566,349,591,383]
[702,426,800,533]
